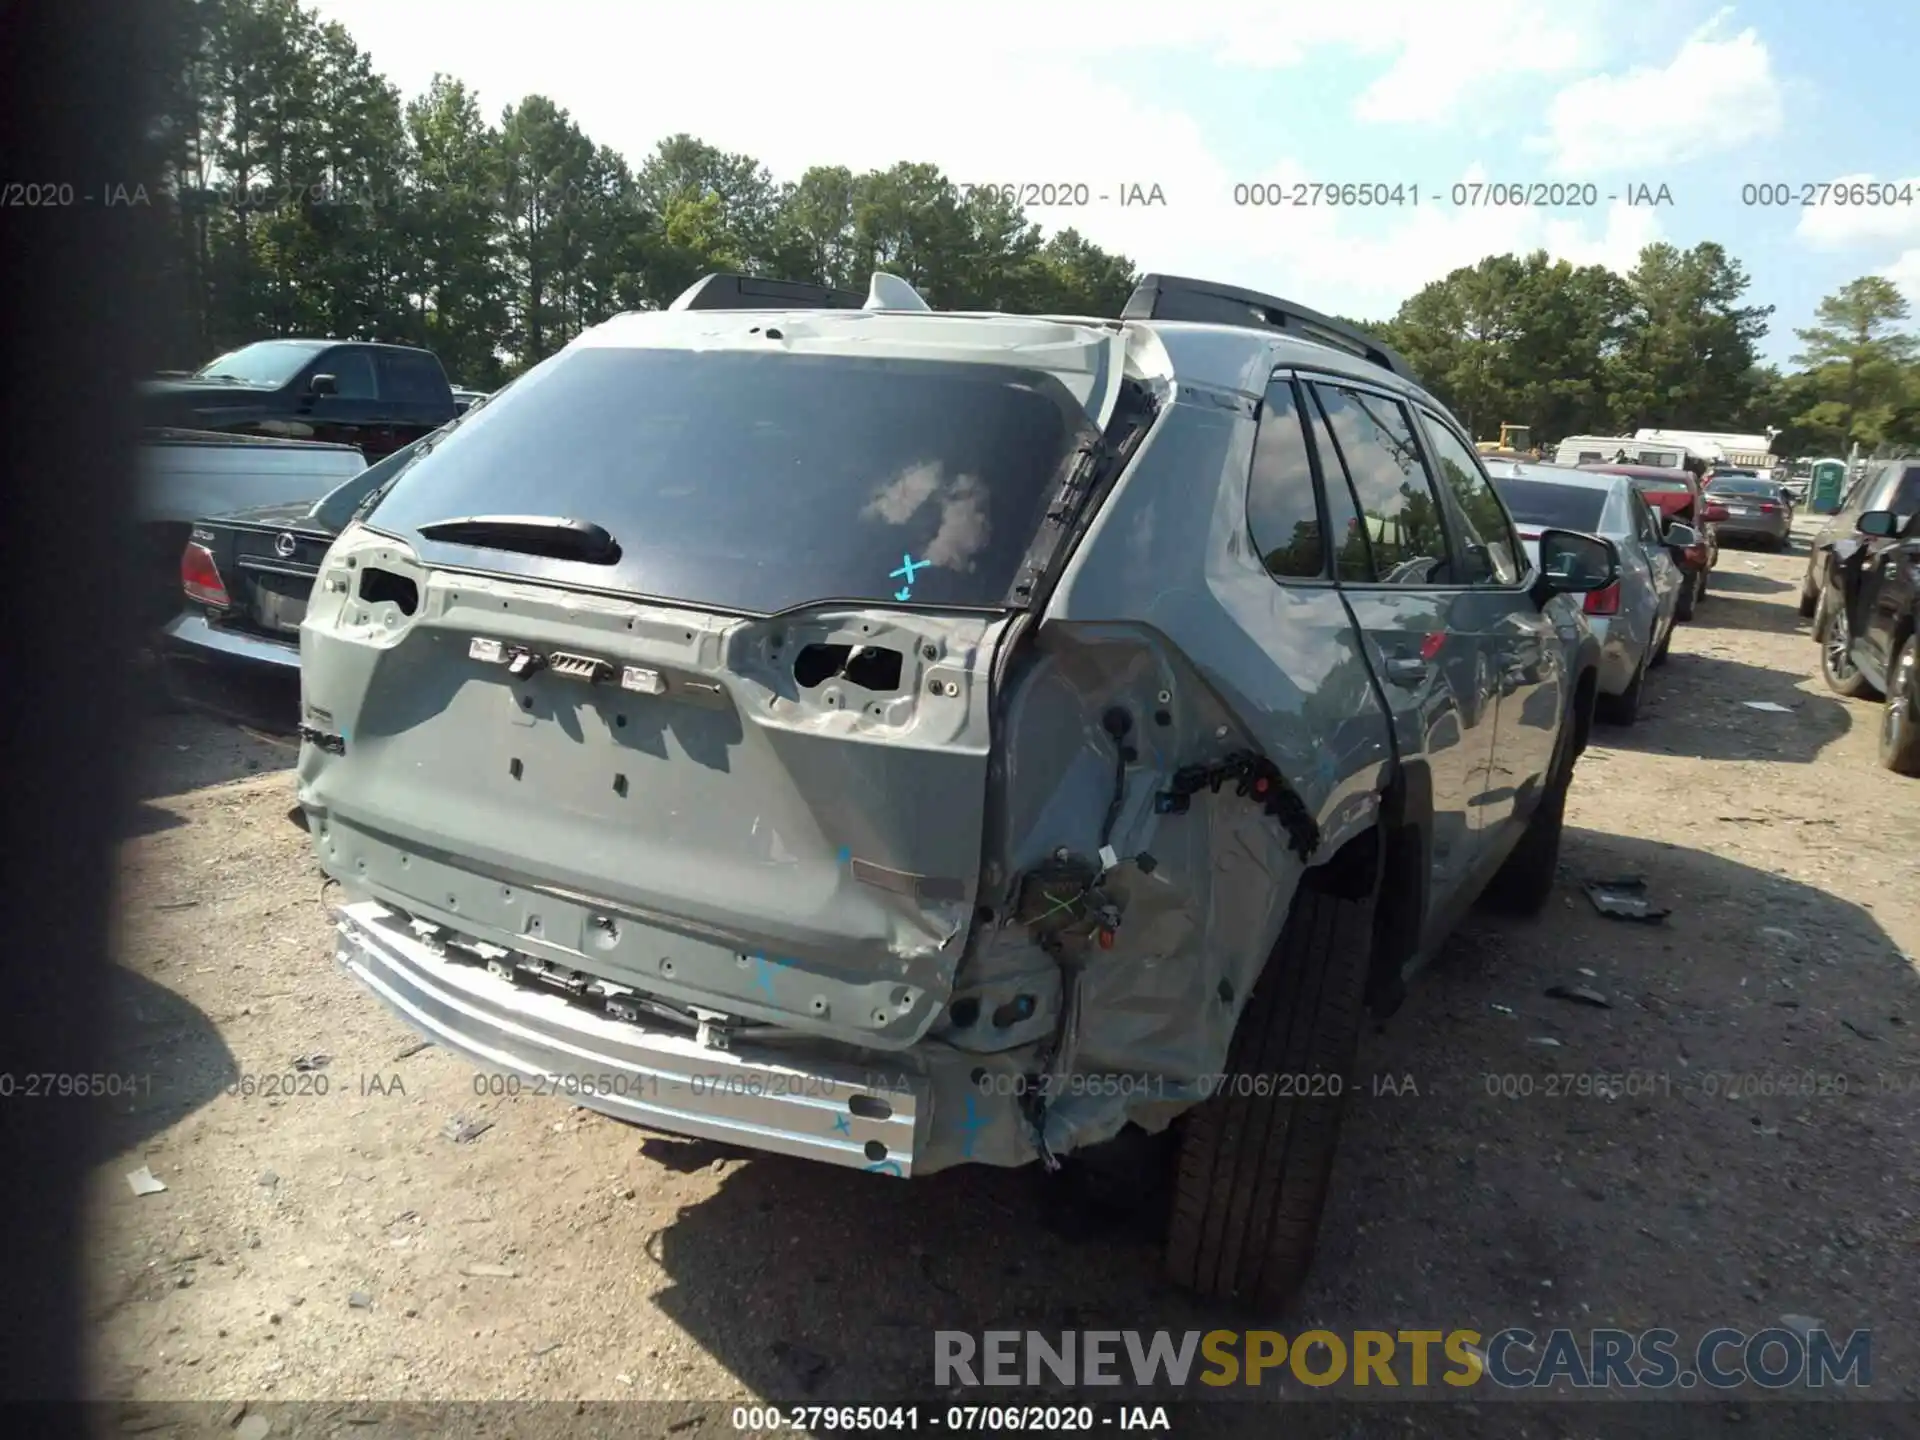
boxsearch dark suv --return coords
[298,272,1614,1309]
[1801,459,1920,618]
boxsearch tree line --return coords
[149,0,1918,459]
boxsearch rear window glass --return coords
[1707,477,1776,497]
[367,348,1097,614]
[1490,478,1607,532]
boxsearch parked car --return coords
[451,387,488,413]
[1579,462,1717,617]
[1700,473,1792,549]
[1817,507,1920,773]
[1799,459,1920,618]
[135,429,368,633]
[140,339,459,461]
[1488,461,1686,724]
[161,432,442,729]
[297,271,1616,1311]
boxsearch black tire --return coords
[1479,702,1578,916]
[1674,571,1697,622]
[1166,878,1372,1311]
[1595,656,1645,725]
[1880,635,1920,776]
[1818,590,1879,699]
[1798,577,1818,619]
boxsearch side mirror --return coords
[1665,523,1699,549]
[308,373,338,396]
[1530,528,1620,606]
[1859,509,1899,537]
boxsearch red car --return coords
[1580,462,1719,618]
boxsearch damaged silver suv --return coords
[299,271,1615,1309]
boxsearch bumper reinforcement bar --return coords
[332,899,921,1175]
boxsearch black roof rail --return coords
[668,273,866,312]
[1121,273,1415,382]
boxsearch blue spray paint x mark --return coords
[889,554,928,602]
[750,953,795,1000]
[865,1159,905,1177]
[832,1114,852,1136]
[959,1093,991,1159]
[836,846,852,865]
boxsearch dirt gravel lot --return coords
[90,523,1920,1424]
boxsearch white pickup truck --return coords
[136,429,367,631]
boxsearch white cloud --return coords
[1884,251,1920,308]
[1528,10,1782,175]
[1793,175,1920,249]
[301,0,1661,321]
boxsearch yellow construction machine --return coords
[1475,423,1533,456]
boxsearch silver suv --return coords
[297,272,1615,1309]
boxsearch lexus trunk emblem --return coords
[274,532,297,558]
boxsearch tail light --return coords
[1583,582,1621,616]
[181,541,230,608]
[1705,503,1730,522]
[1759,502,1779,514]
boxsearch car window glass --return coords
[1308,383,1451,585]
[1417,410,1521,584]
[320,349,378,399]
[1299,386,1372,581]
[1643,495,1674,541]
[1245,379,1325,579]
[377,351,446,403]
[367,347,1097,614]
[1891,467,1920,515]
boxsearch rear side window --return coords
[1308,382,1451,585]
[1418,410,1520,584]
[367,347,1097,615]
[1246,379,1325,579]
[1307,399,1372,582]
[377,350,448,403]
[1890,466,1920,514]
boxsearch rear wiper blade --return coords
[416,515,621,564]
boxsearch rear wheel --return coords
[1880,635,1920,775]
[1674,572,1697,622]
[1166,877,1372,1311]
[1595,655,1646,725]
[1650,614,1673,666]
[1798,575,1819,619]
[1819,593,1879,699]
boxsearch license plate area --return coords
[251,573,310,633]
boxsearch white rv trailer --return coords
[1553,434,1692,469]
[1633,428,1778,470]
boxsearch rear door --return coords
[1413,409,1558,839]
[297,338,1118,1041]
[375,349,457,448]
[1301,378,1500,921]
[1855,514,1920,684]
[1628,488,1679,640]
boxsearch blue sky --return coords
[310,0,1920,368]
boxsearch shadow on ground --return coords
[1599,652,1850,762]
[640,832,1917,1410]
[131,712,296,804]
[1703,568,1792,596]
[96,966,237,1160]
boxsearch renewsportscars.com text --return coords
[935,1327,1871,1390]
